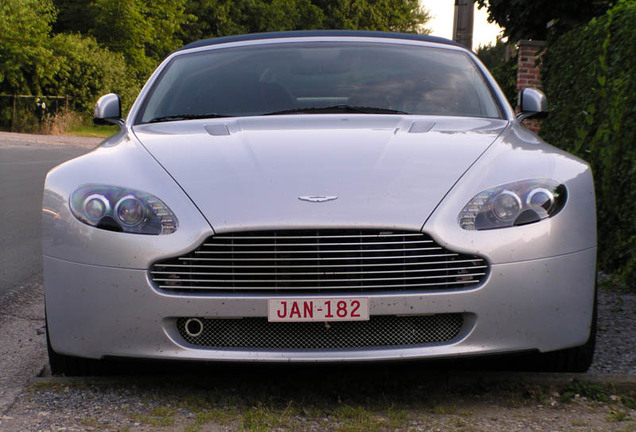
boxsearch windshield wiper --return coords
[148,113,232,123]
[264,105,409,116]
[148,106,408,122]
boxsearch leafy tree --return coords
[0,0,140,120]
[51,0,94,35]
[475,0,612,41]
[45,34,138,113]
[54,0,192,73]
[142,0,193,61]
[237,0,326,33]
[313,0,429,33]
[181,0,430,43]
[475,38,508,70]
[91,0,192,81]
[0,0,56,94]
[90,0,152,79]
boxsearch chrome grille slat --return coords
[177,253,460,262]
[194,247,443,255]
[153,273,486,284]
[201,240,435,247]
[151,265,488,276]
[156,280,482,291]
[211,233,425,240]
[150,230,489,294]
[153,258,485,269]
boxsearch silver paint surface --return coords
[43,35,597,362]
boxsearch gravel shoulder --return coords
[0,131,103,148]
[591,286,636,374]
[0,279,46,415]
[1,371,635,432]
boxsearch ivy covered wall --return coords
[541,0,636,287]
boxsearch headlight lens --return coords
[70,185,178,235]
[458,179,567,230]
[83,194,110,221]
[491,191,522,222]
[115,195,145,227]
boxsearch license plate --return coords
[268,297,369,322]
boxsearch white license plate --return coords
[268,297,369,322]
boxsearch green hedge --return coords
[541,0,636,288]
[45,33,140,114]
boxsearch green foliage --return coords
[197,0,325,36]
[45,34,139,113]
[91,0,192,81]
[52,0,95,34]
[313,0,430,33]
[475,0,611,41]
[475,39,508,71]
[541,0,636,288]
[0,0,139,117]
[560,380,614,404]
[0,0,56,94]
[180,0,430,43]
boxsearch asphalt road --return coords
[0,133,100,413]
[0,133,96,300]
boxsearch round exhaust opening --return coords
[184,318,204,337]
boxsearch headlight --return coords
[70,185,178,235]
[458,179,567,230]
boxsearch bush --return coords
[541,0,636,288]
[0,2,140,122]
[44,33,140,114]
[0,0,56,95]
[42,110,83,135]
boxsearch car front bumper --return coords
[44,246,596,362]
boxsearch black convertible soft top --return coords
[179,30,462,51]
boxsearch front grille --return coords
[176,314,464,349]
[151,230,488,294]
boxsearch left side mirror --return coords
[517,88,548,121]
[93,93,123,126]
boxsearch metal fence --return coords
[0,94,71,132]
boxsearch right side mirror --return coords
[517,88,548,121]
[93,93,123,126]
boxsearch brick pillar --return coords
[517,39,546,133]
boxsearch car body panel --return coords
[425,123,596,264]
[45,247,596,361]
[43,135,213,269]
[132,116,506,234]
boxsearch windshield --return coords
[136,41,503,124]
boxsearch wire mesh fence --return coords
[0,94,71,132]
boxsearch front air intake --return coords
[150,230,488,294]
[176,314,465,349]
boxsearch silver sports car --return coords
[43,31,597,375]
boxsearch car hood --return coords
[133,115,507,232]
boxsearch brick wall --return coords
[517,39,546,133]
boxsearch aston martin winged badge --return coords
[298,195,339,203]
